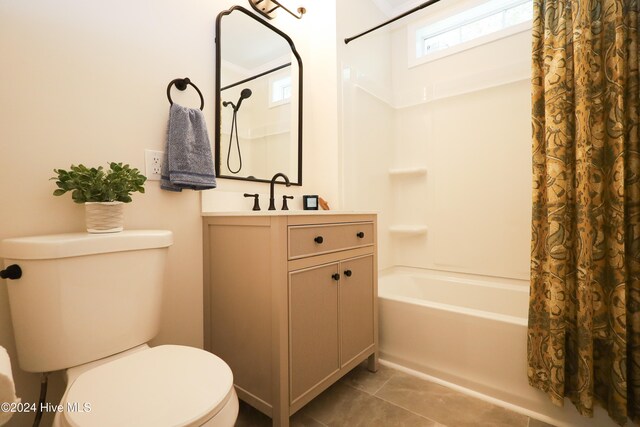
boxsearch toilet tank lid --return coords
[0,230,173,260]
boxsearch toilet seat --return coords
[60,345,234,427]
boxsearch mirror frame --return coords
[215,5,303,185]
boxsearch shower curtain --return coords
[527,0,640,425]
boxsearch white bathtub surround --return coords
[339,0,532,276]
[378,267,621,427]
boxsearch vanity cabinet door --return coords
[339,255,375,367]
[289,263,340,404]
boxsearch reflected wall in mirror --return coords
[215,6,303,185]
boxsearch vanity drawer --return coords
[288,222,374,259]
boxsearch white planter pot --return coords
[84,202,124,233]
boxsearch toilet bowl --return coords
[53,345,238,427]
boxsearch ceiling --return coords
[220,10,291,73]
[371,0,430,17]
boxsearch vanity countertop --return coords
[201,210,377,217]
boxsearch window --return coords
[269,75,292,107]
[411,0,532,65]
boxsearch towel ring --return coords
[167,77,205,111]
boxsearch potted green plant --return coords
[52,162,147,233]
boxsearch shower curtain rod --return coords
[344,0,442,44]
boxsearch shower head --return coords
[236,88,252,111]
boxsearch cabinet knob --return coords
[344,269,352,277]
[314,236,324,244]
[356,232,365,238]
[331,273,340,281]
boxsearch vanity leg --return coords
[367,352,379,373]
[272,412,289,427]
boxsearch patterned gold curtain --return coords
[528,0,640,424]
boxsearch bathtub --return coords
[378,267,618,427]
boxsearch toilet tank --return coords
[0,230,173,373]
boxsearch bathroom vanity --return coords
[202,212,378,427]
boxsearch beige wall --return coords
[0,1,338,425]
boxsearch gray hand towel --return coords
[161,103,217,192]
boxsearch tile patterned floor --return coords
[235,362,556,427]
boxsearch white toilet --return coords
[0,230,238,427]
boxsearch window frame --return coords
[268,74,292,108]
[408,0,533,68]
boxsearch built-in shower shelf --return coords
[388,167,427,177]
[389,225,428,236]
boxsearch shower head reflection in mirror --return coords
[223,88,253,173]
[223,88,253,112]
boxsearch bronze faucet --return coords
[269,173,291,210]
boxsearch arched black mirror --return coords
[215,6,303,185]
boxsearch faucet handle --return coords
[282,195,294,211]
[244,193,261,211]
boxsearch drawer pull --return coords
[314,236,324,244]
[344,270,352,277]
[356,232,365,238]
[331,273,340,281]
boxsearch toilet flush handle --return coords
[0,264,22,280]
